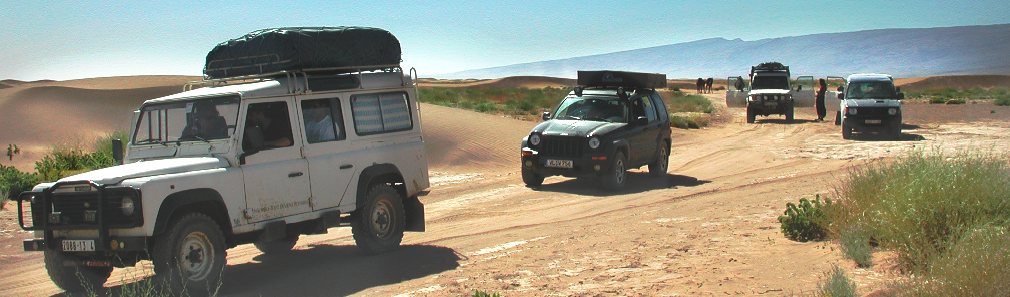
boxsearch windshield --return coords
[751,75,790,90]
[553,97,627,122]
[846,81,897,99]
[132,96,240,145]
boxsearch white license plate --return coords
[545,159,573,169]
[62,240,96,252]
[865,119,882,124]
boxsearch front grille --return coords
[855,107,890,115]
[540,137,585,158]
[21,183,142,230]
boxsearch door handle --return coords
[288,172,303,178]
[339,164,353,170]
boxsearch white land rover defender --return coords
[834,73,904,140]
[725,62,816,123]
[17,27,429,294]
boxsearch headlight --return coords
[529,134,541,146]
[888,108,898,115]
[588,137,600,149]
[121,197,135,216]
[848,108,858,115]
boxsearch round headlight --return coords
[121,197,135,216]
[888,108,898,115]
[588,137,600,149]
[848,108,858,115]
[529,134,541,146]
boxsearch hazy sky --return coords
[3,0,1008,81]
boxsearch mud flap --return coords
[403,195,425,232]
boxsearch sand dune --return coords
[420,103,535,173]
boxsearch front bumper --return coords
[747,99,792,113]
[18,180,144,252]
[843,115,901,130]
[521,147,613,178]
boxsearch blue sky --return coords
[2,0,1008,81]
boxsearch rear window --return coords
[351,92,413,135]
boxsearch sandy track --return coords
[3,90,1010,296]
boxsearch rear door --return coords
[628,95,660,165]
[241,97,312,222]
[792,76,815,107]
[295,94,357,212]
[725,76,748,107]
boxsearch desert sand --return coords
[2,75,1010,296]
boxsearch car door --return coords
[295,94,357,212]
[725,76,748,107]
[628,95,660,165]
[791,76,816,107]
[825,76,846,112]
[240,97,312,222]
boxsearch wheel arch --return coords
[152,188,232,240]
[355,164,406,209]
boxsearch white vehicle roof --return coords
[847,73,893,82]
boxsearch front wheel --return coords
[352,184,405,255]
[746,108,756,123]
[44,251,113,293]
[842,123,853,139]
[602,152,627,191]
[152,213,226,296]
[834,111,842,125]
[891,124,902,141]
[521,165,544,187]
[785,104,794,123]
[648,144,669,177]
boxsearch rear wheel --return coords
[521,165,544,187]
[602,152,627,191]
[746,108,756,123]
[352,184,405,255]
[44,251,113,293]
[648,144,669,177]
[152,213,226,297]
[842,123,853,139]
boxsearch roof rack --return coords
[576,70,666,89]
[751,62,790,76]
[183,64,406,94]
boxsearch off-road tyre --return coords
[891,124,902,141]
[521,165,544,187]
[44,250,113,293]
[648,144,669,177]
[351,184,405,255]
[834,111,842,125]
[842,123,853,139]
[602,152,627,191]
[785,104,795,123]
[746,108,756,123]
[152,213,226,297]
[254,233,299,255]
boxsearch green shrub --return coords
[472,291,502,297]
[778,195,831,242]
[995,95,1010,106]
[1,164,39,202]
[945,98,966,104]
[830,149,1010,274]
[837,225,874,267]
[817,265,858,297]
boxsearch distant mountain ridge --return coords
[437,23,1010,79]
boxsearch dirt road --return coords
[3,96,1009,296]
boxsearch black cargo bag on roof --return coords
[203,27,402,79]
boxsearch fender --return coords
[354,163,404,208]
[153,189,230,236]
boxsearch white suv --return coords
[18,68,429,294]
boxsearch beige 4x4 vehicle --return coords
[17,27,429,295]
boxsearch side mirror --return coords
[112,139,124,165]
[896,93,905,100]
[837,87,844,92]
[796,85,803,91]
[542,111,551,121]
[837,93,844,100]
[895,87,901,93]
[634,116,649,126]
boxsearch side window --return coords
[633,96,658,122]
[351,92,413,135]
[244,101,293,149]
[300,98,345,143]
[651,94,668,122]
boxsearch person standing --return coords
[815,78,827,122]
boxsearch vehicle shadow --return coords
[532,172,711,197]
[849,124,925,142]
[755,118,811,124]
[82,244,461,297]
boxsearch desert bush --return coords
[817,265,858,297]
[944,98,966,104]
[994,94,1010,106]
[829,148,1010,274]
[418,86,570,116]
[1,164,39,202]
[472,291,502,297]
[778,195,831,242]
[837,224,874,267]
[661,91,714,114]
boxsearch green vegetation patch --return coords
[911,86,1010,104]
